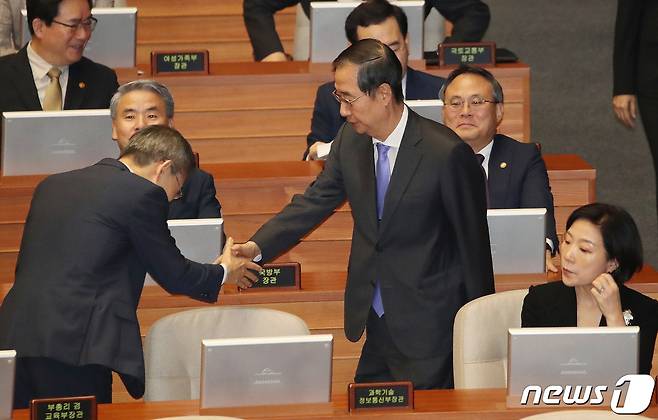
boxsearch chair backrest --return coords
[144,307,310,401]
[453,289,528,389]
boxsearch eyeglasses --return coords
[51,16,98,33]
[173,173,183,201]
[332,89,364,106]
[445,96,499,111]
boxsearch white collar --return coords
[372,105,408,149]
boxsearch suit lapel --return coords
[351,131,379,235]
[487,135,511,208]
[379,112,423,234]
[12,47,42,110]
[64,61,85,110]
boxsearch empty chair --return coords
[452,289,528,389]
[144,307,310,401]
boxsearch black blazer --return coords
[613,0,658,97]
[488,134,558,248]
[253,110,494,359]
[522,281,658,375]
[0,45,118,112]
[0,159,224,398]
[305,67,445,156]
[168,168,221,219]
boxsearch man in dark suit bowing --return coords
[0,0,118,113]
[110,80,221,220]
[305,0,444,160]
[0,126,260,408]
[441,65,559,272]
[234,39,494,389]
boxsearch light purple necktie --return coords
[372,142,391,317]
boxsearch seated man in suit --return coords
[441,65,559,272]
[110,80,221,220]
[306,0,445,160]
[243,0,489,62]
[0,125,260,408]
[0,0,118,112]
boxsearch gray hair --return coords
[110,80,175,120]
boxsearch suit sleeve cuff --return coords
[220,263,228,285]
[317,141,332,159]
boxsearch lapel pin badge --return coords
[79,82,86,89]
[500,162,507,169]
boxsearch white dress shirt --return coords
[27,41,69,109]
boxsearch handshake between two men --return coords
[216,237,263,290]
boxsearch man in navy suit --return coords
[306,0,444,160]
[0,126,259,408]
[0,0,118,113]
[110,80,221,220]
[441,65,559,271]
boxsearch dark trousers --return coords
[638,95,658,225]
[13,357,112,409]
[354,309,454,389]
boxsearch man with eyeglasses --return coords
[0,125,261,408]
[305,0,445,160]
[0,0,118,113]
[110,80,221,220]
[441,65,558,271]
[233,39,493,389]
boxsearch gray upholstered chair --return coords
[144,307,310,401]
[452,288,528,389]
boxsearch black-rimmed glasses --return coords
[52,16,98,33]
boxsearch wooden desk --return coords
[11,388,658,419]
[0,155,593,283]
[115,61,531,163]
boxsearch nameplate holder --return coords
[243,262,301,291]
[31,396,97,420]
[151,50,209,76]
[438,42,496,67]
[348,381,414,412]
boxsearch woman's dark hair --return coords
[566,203,643,283]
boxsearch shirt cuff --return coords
[220,263,228,285]
[317,141,332,159]
[546,238,554,253]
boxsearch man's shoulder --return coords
[493,134,540,157]
[72,56,118,80]
[0,48,24,74]
[407,67,445,90]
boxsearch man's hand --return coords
[231,240,262,260]
[545,249,558,273]
[307,141,322,161]
[612,94,637,129]
[261,51,288,62]
[215,237,261,290]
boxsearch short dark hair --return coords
[565,203,643,284]
[345,0,408,45]
[333,38,404,103]
[27,0,93,35]
[439,65,505,104]
[119,126,195,177]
